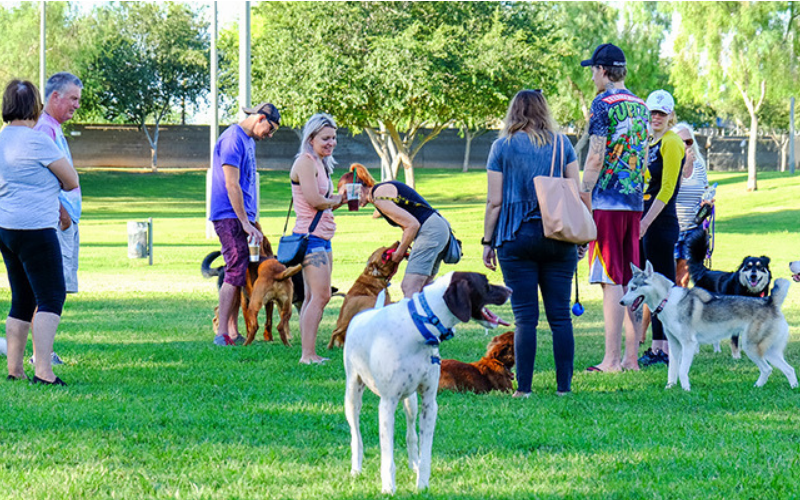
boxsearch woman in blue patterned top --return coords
[482,90,581,397]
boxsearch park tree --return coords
[671,1,797,190]
[77,2,209,172]
[0,2,87,91]
[244,1,558,188]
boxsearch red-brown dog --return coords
[328,242,403,349]
[438,331,515,394]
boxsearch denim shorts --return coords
[674,230,691,260]
[305,234,332,254]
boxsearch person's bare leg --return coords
[675,259,690,288]
[591,284,623,372]
[217,282,239,339]
[622,299,641,371]
[299,251,332,364]
[31,311,59,382]
[6,317,30,379]
[401,273,431,299]
[227,290,241,340]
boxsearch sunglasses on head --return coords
[683,138,694,147]
[259,111,280,131]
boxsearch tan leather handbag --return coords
[533,134,597,245]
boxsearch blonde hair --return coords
[500,89,558,147]
[298,113,338,174]
[672,122,705,166]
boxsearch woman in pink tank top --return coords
[290,113,344,365]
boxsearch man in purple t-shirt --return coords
[210,103,280,346]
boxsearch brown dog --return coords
[438,331,515,394]
[241,258,302,346]
[327,242,403,349]
[203,227,302,346]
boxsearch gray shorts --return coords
[58,222,79,293]
[406,213,449,277]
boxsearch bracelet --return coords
[480,238,491,246]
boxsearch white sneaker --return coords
[29,352,65,365]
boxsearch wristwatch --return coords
[480,238,491,246]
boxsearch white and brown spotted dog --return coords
[343,272,511,494]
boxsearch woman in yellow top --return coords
[638,90,685,367]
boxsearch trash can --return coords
[128,221,149,259]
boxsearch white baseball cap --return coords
[646,90,675,114]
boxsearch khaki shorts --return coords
[406,214,449,277]
[58,222,80,293]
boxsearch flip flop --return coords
[585,365,604,372]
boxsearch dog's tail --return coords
[768,278,791,309]
[202,251,224,278]
[686,228,711,286]
[276,263,303,281]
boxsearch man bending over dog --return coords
[209,103,280,346]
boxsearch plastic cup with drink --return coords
[346,179,361,211]
[248,234,260,262]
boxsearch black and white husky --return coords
[621,261,797,391]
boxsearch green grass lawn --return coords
[1,168,800,499]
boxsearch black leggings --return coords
[641,218,679,341]
[0,227,65,320]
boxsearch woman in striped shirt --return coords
[672,122,711,287]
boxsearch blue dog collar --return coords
[407,291,455,346]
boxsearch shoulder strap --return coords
[282,197,294,236]
[548,133,565,178]
[282,189,324,236]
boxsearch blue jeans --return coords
[497,219,577,393]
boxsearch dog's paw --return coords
[350,468,361,478]
[665,383,676,390]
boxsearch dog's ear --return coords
[444,279,473,323]
[630,262,641,274]
[644,260,654,275]
[761,256,770,267]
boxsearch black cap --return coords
[242,102,281,125]
[580,43,626,67]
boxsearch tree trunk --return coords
[747,113,758,191]
[141,120,159,173]
[736,79,765,192]
[462,127,473,173]
[575,123,590,168]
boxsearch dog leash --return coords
[407,291,455,346]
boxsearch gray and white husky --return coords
[621,261,797,391]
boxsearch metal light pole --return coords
[790,97,796,175]
[39,2,46,95]
[206,3,219,239]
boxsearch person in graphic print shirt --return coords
[579,43,649,374]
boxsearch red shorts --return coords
[588,210,641,286]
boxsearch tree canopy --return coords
[76,2,209,171]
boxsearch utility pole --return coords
[790,97,796,175]
[39,2,46,96]
[206,3,219,239]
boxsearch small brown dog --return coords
[203,227,301,346]
[438,331,515,394]
[241,258,302,346]
[327,242,403,349]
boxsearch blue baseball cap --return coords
[581,43,626,67]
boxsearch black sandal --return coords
[31,375,67,386]
[6,374,27,381]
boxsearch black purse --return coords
[277,198,323,266]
